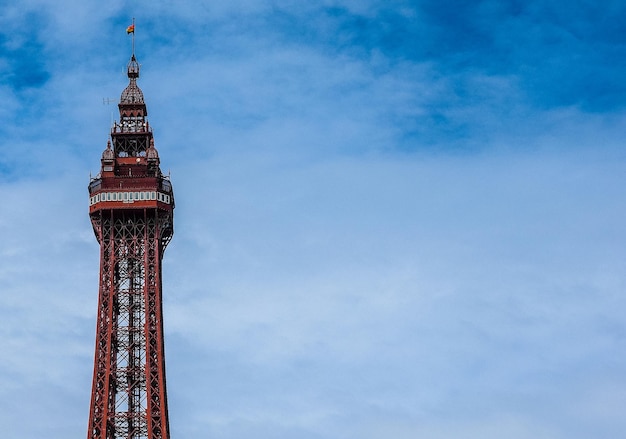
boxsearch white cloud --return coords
[156,145,626,437]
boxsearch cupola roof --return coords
[120,54,144,104]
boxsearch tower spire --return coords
[122,19,143,112]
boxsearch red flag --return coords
[126,24,135,34]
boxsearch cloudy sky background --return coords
[1,1,626,437]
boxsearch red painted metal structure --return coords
[86,51,174,439]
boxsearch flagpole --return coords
[132,17,135,56]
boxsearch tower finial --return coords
[120,20,145,107]
[125,18,140,82]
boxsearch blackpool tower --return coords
[86,43,174,439]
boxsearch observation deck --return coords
[88,156,174,214]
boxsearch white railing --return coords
[90,191,171,206]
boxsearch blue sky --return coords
[1,1,626,438]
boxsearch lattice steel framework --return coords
[87,51,174,439]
